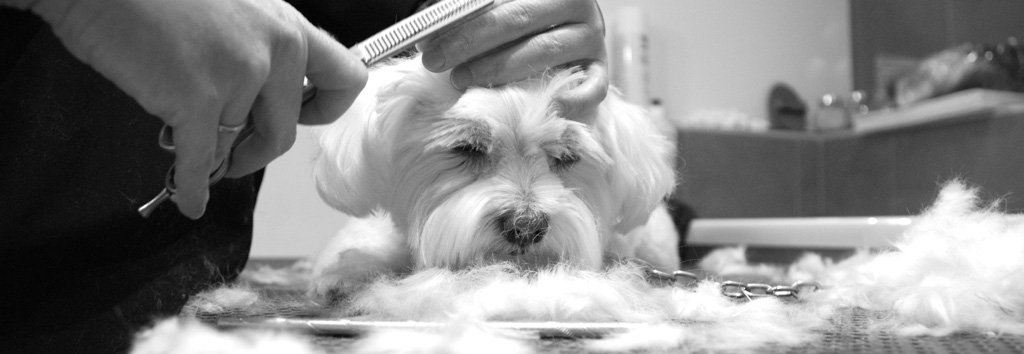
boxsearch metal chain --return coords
[643,267,824,302]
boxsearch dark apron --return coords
[0,1,420,352]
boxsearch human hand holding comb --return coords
[416,0,609,123]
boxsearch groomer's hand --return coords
[416,0,607,123]
[17,0,367,219]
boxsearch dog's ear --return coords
[310,70,394,216]
[591,91,677,233]
[311,58,458,216]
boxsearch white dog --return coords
[308,56,679,299]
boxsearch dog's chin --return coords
[413,179,605,271]
[481,247,563,270]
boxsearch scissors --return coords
[137,83,317,217]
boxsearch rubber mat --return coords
[182,283,1024,354]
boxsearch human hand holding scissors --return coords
[137,84,318,218]
[13,0,368,219]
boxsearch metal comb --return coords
[351,0,494,66]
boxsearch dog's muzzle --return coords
[498,209,549,247]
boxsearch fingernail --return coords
[170,194,207,220]
[421,51,446,72]
[553,93,598,124]
[450,67,472,91]
[189,205,206,220]
[178,204,204,220]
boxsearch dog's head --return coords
[312,57,675,270]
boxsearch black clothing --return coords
[0,1,421,352]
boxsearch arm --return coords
[416,0,607,123]
[2,0,368,219]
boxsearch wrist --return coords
[0,0,38,9]
[12,0,103,28]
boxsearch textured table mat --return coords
[180,261,1024,353]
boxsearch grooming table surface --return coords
[182,265,1024,353]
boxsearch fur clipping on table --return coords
[337,261,829,351]
[184,285,261,314]
[141,180,1024,353]
[238,259,312,287]
[350,317,534,354]
[583,281,830,352]
[702,180,1024,336]
[130,318,322,354]
[341,262,671,322]
[828,181,1024,335]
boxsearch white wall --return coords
[599,0,852,122]
[250,0,852,259]
[251,126,349,259]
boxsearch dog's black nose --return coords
[498,210,548,247]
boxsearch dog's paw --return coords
[307,272,370,303]
[307,249,400,302]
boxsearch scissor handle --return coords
[156,82,315,152]
[147,81,316,212]
[162,157,232,193]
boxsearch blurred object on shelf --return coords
[854,88,1024,134]
[768,84,868,133]
[810,94,853,132]
[891,37,1024,107]
[849,90,870,115]
[872,54,920,109]
[768,83,807,131]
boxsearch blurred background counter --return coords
[677,91,1024,218]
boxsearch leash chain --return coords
[643,268,824,302]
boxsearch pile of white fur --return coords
[132,181,1024,353]
[703,181,1024,337]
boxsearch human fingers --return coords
[214,78,262,168]
[447,22,605,89]
[225,62,304,179]
[299,23,368,126]
[553,59,609,124]
[418,0,601,73]
[168,109,219,219]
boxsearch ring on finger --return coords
[218,121,247,134]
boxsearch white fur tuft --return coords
[130,319,322,354]
[342,262,671,323]
[701,180,1024,336]
[186,286,260,314]
[147,181,1024,353]
[333,262,828,351]
[840,180,1024,335]
[349,317,533,354]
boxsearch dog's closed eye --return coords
[449,140,491,172]
[429,118,493,170]
[548,148,581,171]
[451,143,487,159]
[544,128,584,172]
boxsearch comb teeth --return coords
[356,0,493,66]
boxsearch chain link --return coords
[643,267,824,301]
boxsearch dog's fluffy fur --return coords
[339,262,830,351]
[130,319,320,354]
[127,55,1024,353]
[140,181,1024,353]
[308,56,679,298]
[702,181,1024,336]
